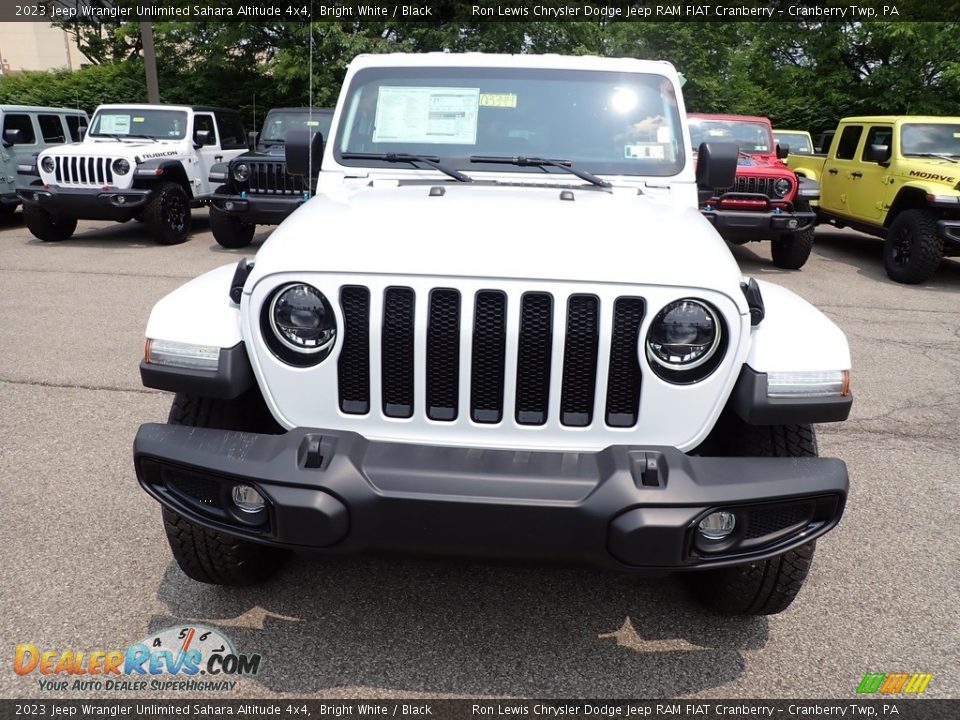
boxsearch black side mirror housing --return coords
[696,141,739,190]
[3,128,23,147]
[78,126,88,140]
[864,144,891,164]
[776,143,790,159]
[285,130,323,179]
[194,129,214,147]
[247,130,258,151]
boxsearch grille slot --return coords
[470,291,507,424]
[515,293,553,425]
[381,287,415,418]
[732,176,774,197]
[52,155,115,186]
[560,295,600,427]
[605,298,645,428]
[338,286,371,415]
[426,289,461,421]
[247,161,308,195]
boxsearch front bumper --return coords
[17,185,151,221]
[937,219,960,254]
[133,423,848,572]
[208,191,306,225]
[702,208,817,242]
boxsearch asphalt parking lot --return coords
[1,210,958,700]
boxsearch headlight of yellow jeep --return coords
[144,339,220,371]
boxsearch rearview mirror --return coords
[696,141,739,190]
[776,143,790,159]
[285,130,323,179]
[864,144,891,164]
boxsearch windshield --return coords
[261,111,333,145]
[774,132,812,154]
[689,118,773,154]
[901,123,960,157]
[334,66,685,177]
[89,109,187,139]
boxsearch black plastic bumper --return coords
[17,185,151,221]
[208,192,305,225]
[937,219,960,254]
[702,208,816,241]
[133,423,848,572]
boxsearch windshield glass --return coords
[261,111,333,144]
[89,109,187,139]
[689,118,773,154]
[901,123,960,156]
[334,66,685,177]
[774,131,812,154]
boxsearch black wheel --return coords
[144,181,191,245]
[23,204,77,242]
[161,392,285,586]
[0,203,17,216]
[883,209,943,284]
[771,226,814,269]
[210,205,256,249]
[685,422,820,615]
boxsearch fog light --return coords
[224,200,235,211]
[698,511,736,540]
[231,484,265,513]
[116,195,126,204]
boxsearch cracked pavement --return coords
[1,214,958,699]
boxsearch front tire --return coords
[144,181,191,245]
[685,422,820,615]
[162,392,285,586]
[210,205,255,249]
[771,226,814,269]
[883,209,943,284]
[23,205,77,242]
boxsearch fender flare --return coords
[134,158,193,197]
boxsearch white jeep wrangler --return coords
[134,54,853,615]
[19,104,247,244]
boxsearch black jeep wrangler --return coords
[207,107,333,248]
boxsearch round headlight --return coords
[773,178,792,197]
[112,158,130,175]
[40,156,55,173]
[233,163,250,182]
[645,299,725,383]
[264,284,336,365]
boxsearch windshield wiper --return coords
[905,152,958,163]
[469,155,612,189]
[341,152,472,182]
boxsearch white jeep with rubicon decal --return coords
[18,104,247,244]
[134,54,853,615]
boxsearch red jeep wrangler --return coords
[690,113,818,269]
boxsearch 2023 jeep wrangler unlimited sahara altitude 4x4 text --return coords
[134,54,852,616]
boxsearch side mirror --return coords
[864,144,891,164]
[247,130,258,151]
[194,129,214,147]
[78,125,88,140]
[776,143,790,159]
[285,129,323,179]
[696,141,739,190]
[3,128,23,147]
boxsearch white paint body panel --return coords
[145,264,243,349]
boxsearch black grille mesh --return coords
[164,470,221,507]
[338,286,370,414]
[745,503,814,539]
[426,289,461,421]
[605,298,645,427]
[560,295,600,427]
[381,287,415,418]
[470,291,507,423]
[515,293,553,425]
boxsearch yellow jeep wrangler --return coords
[789,116,960,284]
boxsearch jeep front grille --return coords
[52,156,115,186]
[337,286,645,429]
[731,176,775,197]
[246,161,308,195]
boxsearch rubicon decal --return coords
[14,625,261,692]
[856,672,932,694]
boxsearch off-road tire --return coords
[161,392,285,586]
[0,203,17,216]
[883,209,943,284]
[685,422,819,615]
[144,181,191,245]
[210,205,256,249]
[23,205,77,242]
[771,226,815,269]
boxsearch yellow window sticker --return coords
[305,120,320,126]
[132,117,145,123]
[480,93,518,109]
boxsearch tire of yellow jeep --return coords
[883,209,943,284]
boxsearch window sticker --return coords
[479,93,517,108]
[306,120,320,126]
[374,86,480,145]
[99,115,131,134]
[132,117,145,123]
[624,143,667,160]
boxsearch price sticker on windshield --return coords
[479,93,517,108]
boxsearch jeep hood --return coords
[41,140,185,158]
[250,183,746,298]
[898,159,959,187]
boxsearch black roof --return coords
[191,106,243,114]
[265,107,335,114]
